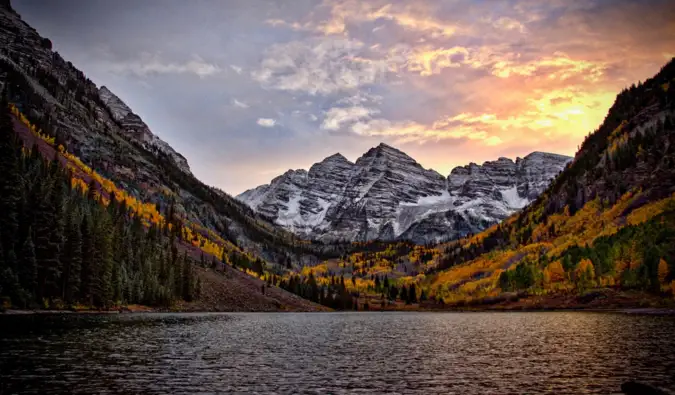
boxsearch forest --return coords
[0,94,199,309]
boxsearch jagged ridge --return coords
[98,86,191,174]
[237,144,571,243]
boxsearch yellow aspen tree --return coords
[575,259,596,291]
[658,258,669,285]
[545,260,566,285]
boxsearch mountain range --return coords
[1,0,673,313]
[237,145,571,243]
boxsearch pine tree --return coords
[92,211,113,308]
[34,178,61,302]
[80,212,94,304]
[0,92,21,257]
[111,262,122,304]
[182,253,193,301]
[409,284,418,304]
[62,211,82,304]
[19,231,37,301]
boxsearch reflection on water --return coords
[1,312,674,394]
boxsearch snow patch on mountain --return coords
[237,144,572,243]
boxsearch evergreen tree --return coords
[182,252,193,301]
[0,92,21,257]
[34,178,61,302]
[80,213,94,304]
[62,212,82,304]
[18,231,37,301]
[409,284,418,304]
[92,211,113,308]
[388,285,398,300]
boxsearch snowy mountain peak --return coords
[97,86,191,174]
[237,145,572,243]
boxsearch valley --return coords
[0,0,674,316]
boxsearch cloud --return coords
[107,53,221,78]
[310,1,462,37]
[321,106,379,130]
[47,0,673,195]
[345,115,503,146]
[492,17,527,33]
[233,99,249,108]
[252,38,391,95]
[257,118,277,127]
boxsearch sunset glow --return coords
[15,0,675,193]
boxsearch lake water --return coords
[1,312,674,394]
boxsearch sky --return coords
[12,0,675,195]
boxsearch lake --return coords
[1,312,674,394]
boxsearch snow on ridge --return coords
[500,186,529,209]
[237,144,570,243]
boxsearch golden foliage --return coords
[544,260,566,284]
[658,258,669,285]
[575,259,596,281]
[9,104,243,265]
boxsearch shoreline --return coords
[3,306,675,316]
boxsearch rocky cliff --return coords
[238,144,571,243]
[98,86,191,174]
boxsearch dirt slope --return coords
[178,265,329,312]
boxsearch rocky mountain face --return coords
[238,144,571,243]
[0,1,325,267]
[98,86,191,174]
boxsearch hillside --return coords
[265,59,675,311]
[425,59,675,307]
[238,144,570,244]
[0,93,326,312]
[0,1,336,311]
[0,1,345,275]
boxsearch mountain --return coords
[0,1,339,281]
[98,86,191,174]
[422,59,675,307]
[237,144,571,243]
[275,59,675,311]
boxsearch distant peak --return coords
[523,151,573,161]
[325,153,349,162]
[375,142,401,152]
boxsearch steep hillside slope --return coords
[238,144,570,243]
[423,58,675,306]
[261,59,675,311]
[0,96,325,311]
[0,1,337,272]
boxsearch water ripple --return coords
[1,312,674,394]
